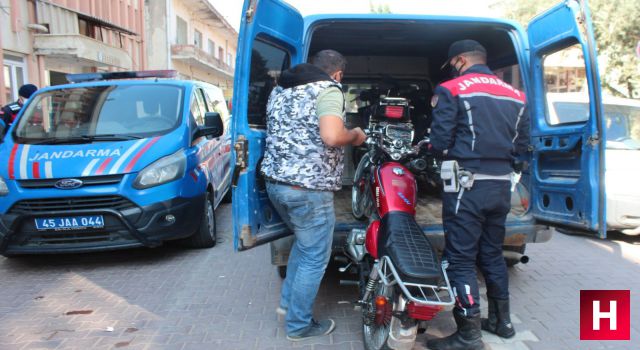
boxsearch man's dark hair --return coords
[310,50,347,76]
[460,50,487,64]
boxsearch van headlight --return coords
[133,151,186,189]
[0,177,8,196]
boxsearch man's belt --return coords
[441,160,513,193]
[473,174,511,181]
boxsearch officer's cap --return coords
[441,40,487,69]
[18,84,38,99]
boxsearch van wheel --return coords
[183,193,217,248]
[278,266,287,279]
[504,244,526,267]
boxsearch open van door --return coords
[527,0,606,237]
[231,0,303,250]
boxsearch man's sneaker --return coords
[286,319,336,341]
[276,306,287,316]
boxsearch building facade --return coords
[145,0,237,98]
[1,0,146,105]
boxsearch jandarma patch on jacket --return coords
[431,95,439,108]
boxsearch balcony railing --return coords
[33,34,133,70]
[171,44,234,77]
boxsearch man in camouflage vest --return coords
[261,50,366,341]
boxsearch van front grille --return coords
[9,196,136,214]
[17,175,123,189]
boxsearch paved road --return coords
[1,204,639,349]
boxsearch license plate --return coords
[35,215,104,231]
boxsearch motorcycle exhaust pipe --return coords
[503,251,529,264]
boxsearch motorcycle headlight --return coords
[0,177,8,196]
[133,151,186,190]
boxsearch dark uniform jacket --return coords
[430,64,530,175]
[1,102,22,126]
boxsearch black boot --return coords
[481,298,515,338]
[426,308,484,350]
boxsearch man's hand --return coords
[350,127,367,146]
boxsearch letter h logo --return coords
[580,290,630,340]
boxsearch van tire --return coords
[183,193,217,248]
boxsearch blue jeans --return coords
[266,182,335,335]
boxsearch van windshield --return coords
[552,102,640,150]
[13,84,183,144]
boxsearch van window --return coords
[494,64,524,91]
[247,39,290,128]
[14,85,183,143]
[191,89,207,126]
[550,101,640,150]
[204,88,231,130]
[542,43,590,125]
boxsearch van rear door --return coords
[231,0,303,250]
[527,0,606,237]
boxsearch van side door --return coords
[527,0,606,237]
[231,0,303,251]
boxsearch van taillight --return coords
[407,302,442,321]
[384,106,404,119]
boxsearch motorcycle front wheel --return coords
[352,153,372,220]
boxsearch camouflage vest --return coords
[261,80,344,191]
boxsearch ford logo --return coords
[54,179,83,190]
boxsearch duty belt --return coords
[472,174,511,181]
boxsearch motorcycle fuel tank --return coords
[372,162,417,217]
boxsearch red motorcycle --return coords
[346,97,454,350]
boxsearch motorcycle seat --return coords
[378,212,443,285]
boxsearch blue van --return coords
[231,0,606,269]
[0,71,231,255]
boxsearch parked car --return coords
[229,0,608,270]
[547,92,640,234]
[0,70,232,255]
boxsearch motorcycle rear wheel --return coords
[362,280,395,350]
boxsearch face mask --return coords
[450,66,460,78]
[450,57,463,78]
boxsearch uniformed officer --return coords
[426,40,530,350]
[1,84,38,129]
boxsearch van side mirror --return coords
[195,112,223,139]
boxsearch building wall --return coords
[0,0,146,105]
[0,0,40,105]
[144,0,170,70]
[144,0,237,97]
[171,0,236,69]
[41,0,146,72]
